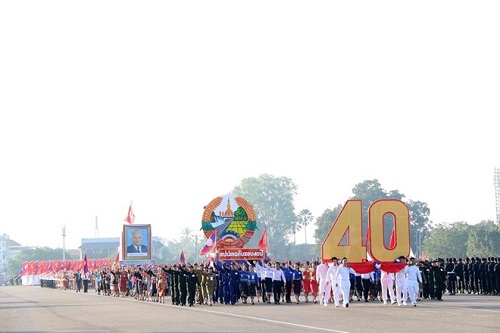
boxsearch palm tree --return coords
[297,209,314,244]
[291,216,302,245]
[180,227,194,245]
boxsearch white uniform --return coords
[316,263,329,305]
[333,265,351,307]
[380,270,395,304]
[327,264,340,306]
[395,267,408,305]
[405,265,422,306]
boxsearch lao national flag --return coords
[179,250,186,265]
[199,232,217,256]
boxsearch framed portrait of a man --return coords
[122,224,151,260]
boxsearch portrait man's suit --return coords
[127,244,148,253]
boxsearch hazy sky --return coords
[1,1,499,250]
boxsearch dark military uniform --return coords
[455,258,464,294]
[472,257,481,294]
[431,260,445,300]
[183,266,199,306]
[421,261,431,299]
[445,258,456,295]
[163,265,181,305]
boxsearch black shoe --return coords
[346,303,349,307]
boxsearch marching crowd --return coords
[40,256,500,308]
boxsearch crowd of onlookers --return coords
[37,256,500,308]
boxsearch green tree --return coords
[351,179,404,245]
[297,209,314,244]
[407,200,431,257]
[7,246,72,277]
[233,174,297,259]
[422,222,470,258]
[313,205,342,255]
[351,179,431,252]
[467,220,500,257]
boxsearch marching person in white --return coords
[405,257,422,306]
[326,257,340,307]
[333,257,353,308]
[316,260,329,305]
[255,261,287,304]
[380,265,396,305]
[253,260,273,303]
[395,256,408,306]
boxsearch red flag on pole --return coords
[124,202,135,224]
[258,227,267,250]
[83,253,89,274]
[179,250,186,265]
[112,252,120,270]
[389,227,396,249]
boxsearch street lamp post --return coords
[62,225,66,260]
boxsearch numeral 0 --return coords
[321,199,410,263]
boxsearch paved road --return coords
[1,286,499,333]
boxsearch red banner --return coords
[20,259,112,276]
[349,261,406,274]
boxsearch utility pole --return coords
[95,216,99,238]
[62,225,66,260]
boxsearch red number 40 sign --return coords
[321,199,410,263]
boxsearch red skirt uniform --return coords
[119,274,128,293]
[310,268,318,296]
[302,269,311,294]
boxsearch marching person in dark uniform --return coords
[455,258,464,294]
[184,265,199,306]
[431,259,446,301]
[464,257,471,294]
[420,260,431,299]
[290,262,304,304]
[479,258,487,294]
[178,265,188,306]
[487,257,495,295]
[74,271,83,293]
[83,271,90,293]
[427,261,435,300]
[239,264,250,304]
[494,258,500,295]
[445,258,456,295]
[430,259,446,301]
[132,267,142,300]
[163,264,181,305]
[472,257,481,294]
[246,264,259,305]
[228,262,241,305]
[217,262,231,305]
[281,261,293,303]
[215,264,224,304]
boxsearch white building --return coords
[0,233,26,283]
